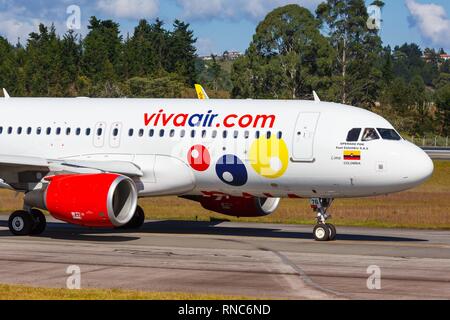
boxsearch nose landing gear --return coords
[310,198,336,241]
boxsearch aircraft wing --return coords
[0,154,143,191]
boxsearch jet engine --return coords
[24,174,138,227]
[198,196,280,217]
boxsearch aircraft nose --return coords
[405,144,434,185]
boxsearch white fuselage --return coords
[0,98,434,199]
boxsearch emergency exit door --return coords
[292,113,320,162]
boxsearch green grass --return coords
[0,284,252,300]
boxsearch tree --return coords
[435,84,450,136]
[82,17,122,83]
[232,4,334,100]
[126,20,158,78]
[316,0,384,107]
[167,20,198,85]
[0,37,18,94]
[24,24,63,96]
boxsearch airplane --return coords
[0,86,433,241]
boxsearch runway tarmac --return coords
[0,215,450,300]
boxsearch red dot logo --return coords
[188,145,211,172]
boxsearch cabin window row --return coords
[0,126,98,137]
[126,128,283,140]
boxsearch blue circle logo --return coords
[215,155,248,187]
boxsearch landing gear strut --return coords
[310,198,336,241]
[8,209,46,236]
[117,205,145,230]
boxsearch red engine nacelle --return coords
[199,196,280,217]
[24,174,138,227]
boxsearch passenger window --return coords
[362,128,380,142]
[27,127,32,135]
[212,130,217,139]
[128,129,134,137]
[86,128,91,136]
[46,127,51,135]
[160,129,165,137]
[149,129,155,137]
[377,128,402,141]
[138,129,144,137]
[8,127,12,134]
[66,128,71,135]
[277,131,283,139]
[0,127,2,134]
[97,128,103,136]
[76,128,81,136]
[113,128,119,137]
[223,131,228,139]
[244,131,250,139]
[17,127,22,135]
[234,131,239,139]
[202,130,207,138]
[191,130,196,138]
[56,128,61,135]
[170,129,176,138]
[255,131,260,139]
[36,127,42,135]
[266,132,271,139]
[346,128,362,142]
[180,130,185,138]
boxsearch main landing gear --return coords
[8,209,47,236]
[117,205,145,230]
[310,198,336,242]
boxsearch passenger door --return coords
[292,113,320,162]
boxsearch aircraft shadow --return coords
[0,219,428,243]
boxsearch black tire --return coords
[313,224,330,241]
[118,206,145,230]
[30,209,47,236]
[8,211,34,236]
[327,223,337,241]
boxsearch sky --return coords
[0,0,449,55]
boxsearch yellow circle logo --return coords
[249,136,289,179]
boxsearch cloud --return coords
[0,13,41,43]
[96,0,159,19]
[405,0,450,48]
[176,0,323,21]
[196,37,216,56]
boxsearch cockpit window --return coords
[346,128,362,142]
[377,128,402,141]
[362,128,380,142]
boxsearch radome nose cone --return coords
[409,147,434,184]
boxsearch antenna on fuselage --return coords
[313,91,321,102]
[2,88,10,99]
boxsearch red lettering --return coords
[224,114,238,128]
[144,113,156,126]
[253,115,276,128]
[162,113,175,126]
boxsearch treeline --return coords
[0,17,197,98]
[230,1,450,136]
[0,0,449,136]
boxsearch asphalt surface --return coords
[0,215,450,300]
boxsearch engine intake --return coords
[24,174,138,227]
[199,196,280,217]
